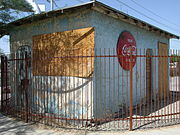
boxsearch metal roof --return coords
[1,1,179,39]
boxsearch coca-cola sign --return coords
[116,31,136,70]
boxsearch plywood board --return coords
[158,42,169,99]
[32,27,95,77]
[146,49,152,103]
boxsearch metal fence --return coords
[1,48,180,131]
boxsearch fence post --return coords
[4,56,8,109]
[25,52,29,123]
[1,55,4,111]
[129,49,133,131]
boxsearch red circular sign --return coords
[116,31,136,70]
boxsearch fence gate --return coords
[15,46,31,122]
[1,47,31,122]
[1,56,10,112]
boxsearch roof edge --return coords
[94,1,179,39]
[2,1,179,39]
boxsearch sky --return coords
[1,0,180,54]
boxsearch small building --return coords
[3,1,179,121]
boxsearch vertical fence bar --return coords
[50,60,52,126]
[90,48,93,128]
[171,51,173,121]
[99,48,102,126]
[164,49,166,122]
[129,49,133,131]
[139,49,142,126]
[126,54,129,128]
[77,50,80,128]
[73,49,75,126]
[143,49,146,125]
[154,48,157,128]
[177,50,180,120]
[104,48,107,128]
[121,57,124,128]
[25,52,29,123]
[117,49,120,128]
[135,49,138,127]
[122,53,124,129]
[113,48,116,128]
[81,49,84,127]
[57,57,60,126]
[59,55,62,126]
[1,56,4,111]
[175,50,178,122]
[5,56,8,110]
[86,49,88,127]
[108,48,111,129]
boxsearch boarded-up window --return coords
[33,27,95,77]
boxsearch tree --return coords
[0,0,33,23]
[0,48,4,72]
[0,0,34,37]
[170,54,180,63]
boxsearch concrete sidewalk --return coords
[0,113,179,135]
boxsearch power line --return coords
[75,0,85,3]
[115,0,180,34]
[130,0,180,28]
[170,39,180,43]
[54,0,60,8]
[55,0,85,9]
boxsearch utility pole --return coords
[50,0,54,10]
[25,0,41,13]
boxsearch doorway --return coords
[158,42,168,99]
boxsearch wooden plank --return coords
[73,28,94,45]
[158,42,169,99]
[32,27,95,77]
[146,49,152,103]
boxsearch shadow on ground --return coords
[0,113,36,134]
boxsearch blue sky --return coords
[1,0,180,53]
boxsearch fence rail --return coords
[1,48,180,131]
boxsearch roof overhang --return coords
[1,1,179,39]
[93,2,179,39]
